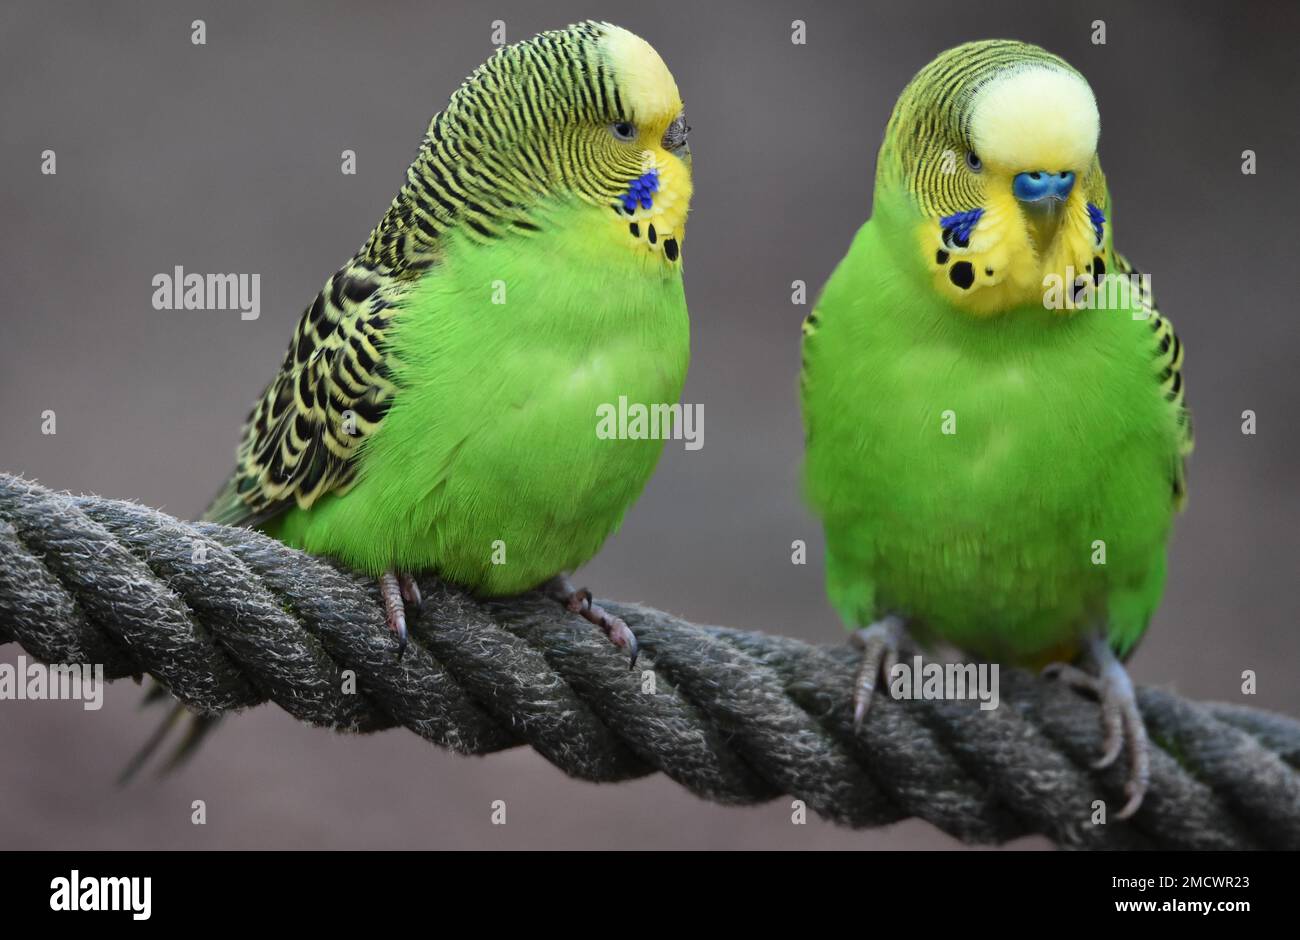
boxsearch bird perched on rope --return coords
[132,21,693,772]
[800,41,1191,818]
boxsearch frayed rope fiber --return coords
[1,473,1298,849]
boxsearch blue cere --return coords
[939,208,983,247]
[621,170,660,213]
[1012,170,1075,203]
[1087,202,1106,244]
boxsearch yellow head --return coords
[877,41,1111,315]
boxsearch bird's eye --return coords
[966,151,983,172]
[610,122,637,142]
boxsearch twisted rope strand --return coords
[1,473,1297,849]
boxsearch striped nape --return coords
[358,20,655,274]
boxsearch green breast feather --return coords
[267,209,688,593]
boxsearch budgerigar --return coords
[134,22,693,770]
[800,41,1191,818]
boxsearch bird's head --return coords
[408,22,691,268]
[877,41,1111,315]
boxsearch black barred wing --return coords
[1114,252,1193,510]
[203,265,399,527]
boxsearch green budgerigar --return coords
[134,22,693,769]
[800,41,1191,817]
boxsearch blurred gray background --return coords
[1,0,1296,850]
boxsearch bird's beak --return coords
[662,114,690,162]
[1014,170,1075,249]
[1013,170,1075,210]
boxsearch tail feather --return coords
[162,712,223,773]
[121,469,266,780]
[119,693,223,784]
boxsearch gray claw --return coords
[850,616,906,730]
[399,573,423,609]
[548,578,639,668]
[622,629,640,670]
[1043,636,1151,820]
[380,570,410,656]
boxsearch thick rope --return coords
[1,473,1297,849]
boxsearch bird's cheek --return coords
[653,155,693,232]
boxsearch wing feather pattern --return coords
[203,265,402,526]
[1113,251,1192,510]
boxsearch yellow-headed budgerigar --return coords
[800,41,1191,817]
[135,22,693,769]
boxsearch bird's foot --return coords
[1043,635,1151,819]
[850,615,908,729]
[379,569,418,657]
[399,572,423,610]
[546,576,639,669]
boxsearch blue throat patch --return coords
[1086,203,1106,244]
[621,170,660,213]
[939,208,983,248]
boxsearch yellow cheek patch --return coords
[616,150,691,266]
[920,191,1103,316]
